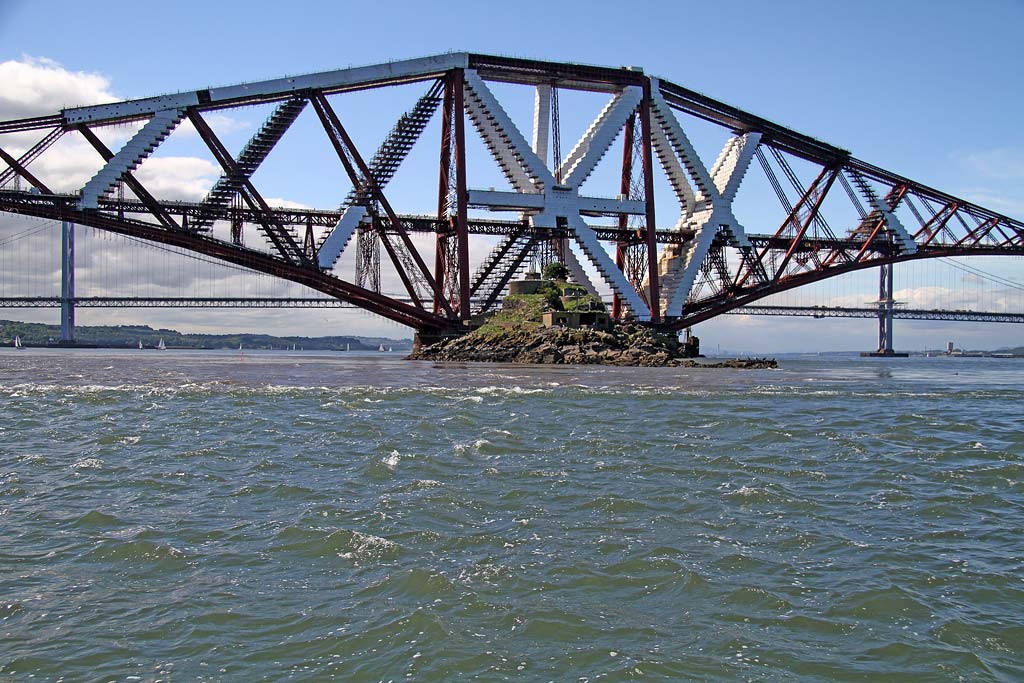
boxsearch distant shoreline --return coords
[0,319,411,352]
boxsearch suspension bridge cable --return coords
[0,222,54,247]
[939,257,1024,291]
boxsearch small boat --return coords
[157,338,166,350]
[14,336,23,349]
[378,343,386,352]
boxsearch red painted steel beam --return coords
[639,81,660,322]
[309,92,455,318]
[309,92,427,308]
[914,201,957,245]
[735,165,837,288]
[954,216,998,248]
[612,113,635,320]
[0,144,52,194]
[183,112,308,262]
[771,167,839,280]
[453,69,471,321]
[434,76,455,315]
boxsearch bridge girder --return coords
[0,53,1021,332]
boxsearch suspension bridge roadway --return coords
[2,297,1021,326]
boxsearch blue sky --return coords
[1,0,1022,351]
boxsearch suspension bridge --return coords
[0,53,1022,352]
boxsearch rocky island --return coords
[409,265,776,369]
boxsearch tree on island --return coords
[542,261,568,282]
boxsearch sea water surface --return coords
[1,349,1022,682]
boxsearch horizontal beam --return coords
[0,296,359,308]
[467,188,647,215]
[729,304,1024,324]
[0,190,696,242]
[62,54,469,125]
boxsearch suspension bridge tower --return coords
[59,220,75,346]
[862,262,908,357]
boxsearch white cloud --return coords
[0,57,246,200]
[959,189,1024,218]
[0,57,117,120]
[263,197,312,210]
[175,112,251,139]
[956,148,1024,181]
[134,156,221,202]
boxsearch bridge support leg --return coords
[60,220,75,345]
[878,262,894,354]
[862,262,907,357]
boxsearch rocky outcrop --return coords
[408,324,776,369]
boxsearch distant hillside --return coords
[0,320,411,351]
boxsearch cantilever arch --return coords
[60,220,75,344]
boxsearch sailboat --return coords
[13,336,23,349]
[157,338,166,350]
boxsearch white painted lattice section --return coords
[79,108,185,209]
[317,205,367,269]
[464,76,653,317]
[647,82,762,316]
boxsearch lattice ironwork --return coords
[0,53,1020,333]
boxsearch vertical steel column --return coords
[639,79,661,322]
[453,69,470,322]
[60,220,75,344]
[434,75,454,315]
[877,262,894,353]
[613,114,635,320]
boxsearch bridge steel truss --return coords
[1,53,1022,333]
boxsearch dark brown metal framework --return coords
[0,53,1021,333]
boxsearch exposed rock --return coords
[408,324,776,369]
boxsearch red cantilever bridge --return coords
[1,53,1022,335]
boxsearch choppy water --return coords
[1,349,1022,682]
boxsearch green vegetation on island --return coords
[411,267,775,368]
